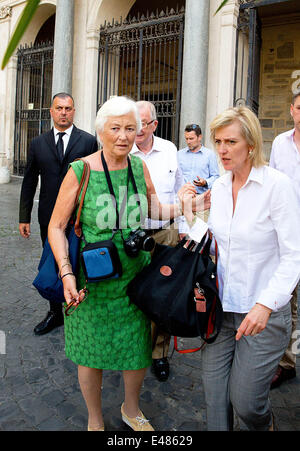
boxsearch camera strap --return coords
[101,151,145,237]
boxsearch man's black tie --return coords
[56,132,66,161]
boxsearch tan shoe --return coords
[121,403,154,431]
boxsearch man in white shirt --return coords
[269,90,300,388]
[131,100,184,382]
[19,93,98,336]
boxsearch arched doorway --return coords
[97,2,185,146]
[234,0,300,159]
[14,15,55,175]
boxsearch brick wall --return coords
[259,19,300,160]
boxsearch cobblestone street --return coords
[1,177,300,431]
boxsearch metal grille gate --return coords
[14,42,53,175]
[234,1,262,115]
[97,7,185,147]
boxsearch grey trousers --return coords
[201,303,292,431]
[280,285,298,369]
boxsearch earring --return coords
[249,150,254,157]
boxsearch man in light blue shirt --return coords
[178,124,219,195]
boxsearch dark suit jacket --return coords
[19,125,98,228]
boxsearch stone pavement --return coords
[0,177,300,432]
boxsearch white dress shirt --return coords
[53,125,74,154]
[269,128,300,206]
[131,135,184,230]
[188,165,300,313]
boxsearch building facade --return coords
[0,0,299,179]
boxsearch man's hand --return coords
[235,303,272,341]
[193,176,207,187]
[19,223,31,238]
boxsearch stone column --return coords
[216,0,239,113]
[179,0,210,148]
[0,6,13,180]
[205,0,239,154]
[83,28,100,133]
[52,0,74,96]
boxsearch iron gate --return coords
[97,7,185,147]
[14,42,53,175]
[234,1,262,114]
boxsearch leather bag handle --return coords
[74,160,88,206]
[73,159,91,238]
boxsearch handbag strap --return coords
[74,159,88,205]
[173,336,206,354]
[177,230,210,253]
[210,231,219,289]
[73,159,91,238]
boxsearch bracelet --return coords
[59,262,72,278]
[61,272,75,280]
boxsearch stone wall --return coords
[259,17,300,160]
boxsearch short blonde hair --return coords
[210,106,266,168]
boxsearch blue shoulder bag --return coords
[32,160,91,303]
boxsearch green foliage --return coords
[1,0,41,70]
[214,0,230,16]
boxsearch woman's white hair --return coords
[95,96,141,145]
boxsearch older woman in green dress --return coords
[48,96,210,431]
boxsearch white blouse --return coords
[189,165,300,313]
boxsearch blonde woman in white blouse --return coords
[181,106,300,431]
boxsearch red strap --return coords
[215,239,219,290]
[173,336,204,354]
[206,295,217,339]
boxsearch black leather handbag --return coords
[127,232,223,343]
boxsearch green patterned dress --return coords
[64,156,152,370]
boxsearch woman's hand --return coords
[177,183,197,202]
[178,183,196,223]
[193,190,211,212]
[177,185,211,224]
[235,303,272,341]
[62,274,85,306]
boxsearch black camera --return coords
[124,229,155,258]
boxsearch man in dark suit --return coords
[19,92,98,335]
